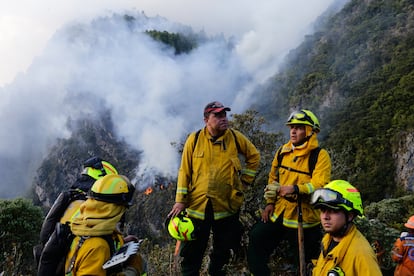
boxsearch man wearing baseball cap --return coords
[168,101,260,275]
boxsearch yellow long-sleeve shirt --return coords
[267,133,331,228]
[175,127,260,220]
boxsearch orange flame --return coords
[144,187,153,195]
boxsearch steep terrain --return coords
[254,0,414,202]
[32,113,141,208]
[30,0,414,274]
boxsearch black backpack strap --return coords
[192,128,241,155]
[65,236,88,274]
[102,234,117,256]
[65,235,118,275]
[192,129,202,152]
[276,146,284,165]
[229,129,241,153]
[276,147,321,177]
[273,146,283,182]
[308,147,321,176]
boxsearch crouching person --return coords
[65,174,146,276]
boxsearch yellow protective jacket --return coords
[65,199,126,276]
[312,224,382,275]
[267,133,331,228]
[65,233,123,276]
[176,127,260,220]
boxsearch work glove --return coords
[264,181,280,201]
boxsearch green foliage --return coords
[355,217,399,273]
[28,0,414,274]
[230,109,284,177]
[354,195,414,273]
[364,195,414,229]
[255,0,414,203]
[0,198,43,275]
[229,110,284,221]
[145,30,198,54]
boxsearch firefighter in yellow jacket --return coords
[36,157,119,276]
[310,180,382,275]
[248,109,331,275]
[65,174,146,276]
[168,101,260,275]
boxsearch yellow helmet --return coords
[165,212,196,241]
[286,109,320,132]
[311,180,364,216]
[89,174,135,206]
[82,156,118,180]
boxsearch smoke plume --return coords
[0,1,346,197]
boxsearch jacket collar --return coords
[322,224,357,265]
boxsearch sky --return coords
[0,0,345,198]
[0,0,342,86]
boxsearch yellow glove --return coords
[264,181,280,201]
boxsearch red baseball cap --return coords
[204,101,231,117]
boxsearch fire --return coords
[144,187,153,195]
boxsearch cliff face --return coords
[31,114,174,243]
[32,115,141,208]
[395,132,414,191]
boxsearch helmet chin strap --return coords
[304,130,315,141]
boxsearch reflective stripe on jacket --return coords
[312,224,382,275]
[267,133,331,228]
[176,128,260,220]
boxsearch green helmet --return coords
[82,156,118,180]
[286,109,320,132]
[311,180,364,216]
[165,212,196,241]
[88,174,135,206]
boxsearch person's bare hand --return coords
[261,204,274,223]
[168,202,185,218]
[279,185,295,197]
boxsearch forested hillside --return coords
[254,0,414,203]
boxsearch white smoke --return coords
[0,1,348,197]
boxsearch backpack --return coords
[275,146,321,179]
[37,189,129,276]
[37,189,88,276]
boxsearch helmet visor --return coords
[287,110,315,126]
[83,157,104,170]
[311,188,353,210]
